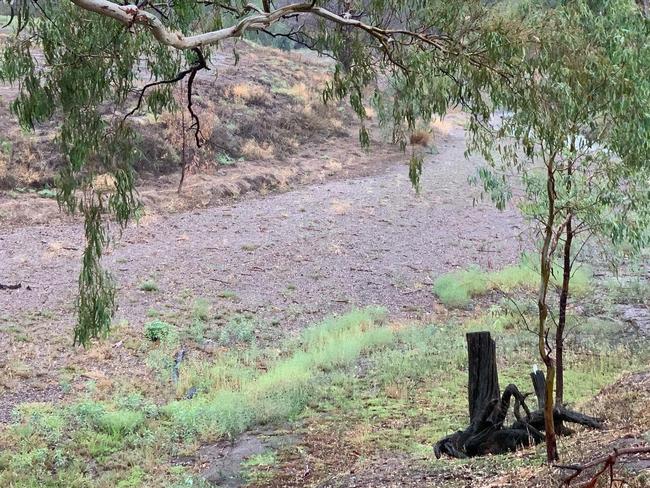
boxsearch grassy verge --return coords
[0,308,393,487]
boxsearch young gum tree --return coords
[471,0,650,462]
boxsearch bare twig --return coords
[555,446,650,486]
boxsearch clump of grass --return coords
[192,298,211,322]
[139,279,159,292]
[217,289,238,300]
[228,83,270,104]
[432,267,489,308]
[219,315,256,346]
[241,139,275,160]
[96,410,144,437]
[242,450,278,483]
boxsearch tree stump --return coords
[434,331,604,459]
[467,332,500,424]
[530,369,546,410]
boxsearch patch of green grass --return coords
[432,267,488,308]
[218,315,256,346]
[192,298,211,322]
[139,279,159,292]
[116,466,145,488]
[433,255,592,308]
[165,307,392,441]
[217,289,238,300]
[96,410,144,437]
[604,277,650,305]
[242,450,277,483]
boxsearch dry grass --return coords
[409,129,432,147]
[286,82,309,102]
[241,139,275,160]
[431,116,453,137]
[228,83,271,105]
[0,153,7,181]
[91,173,116,195]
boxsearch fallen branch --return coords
[0,283,21,290]
[555,446,650,486]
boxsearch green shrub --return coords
[219,315,256,345]
[144,319,172,342]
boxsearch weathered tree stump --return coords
[467,331,500,424]
[434,332,603,459]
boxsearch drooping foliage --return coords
[0,0,534,345]
[469,0,650,461]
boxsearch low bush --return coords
[144,319,172,342]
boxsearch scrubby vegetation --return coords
[0,296,647,486]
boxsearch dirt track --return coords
[0,113,524,327]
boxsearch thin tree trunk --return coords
[556,157,574,409]
[556,216,572,407]
[539,158,558,463]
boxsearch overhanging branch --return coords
[68,0,451,53]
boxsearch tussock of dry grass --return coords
[409,130,432,147]
[285,82,309,101]
[431,117,453,137]
[91,173,116,195]
[241,139,275,160]
[228,83,271,105]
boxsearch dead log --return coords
[434,332,603,459]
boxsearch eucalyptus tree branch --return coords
[69,0,314,48]
[124,47,208,145]
[68,0,454,54]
